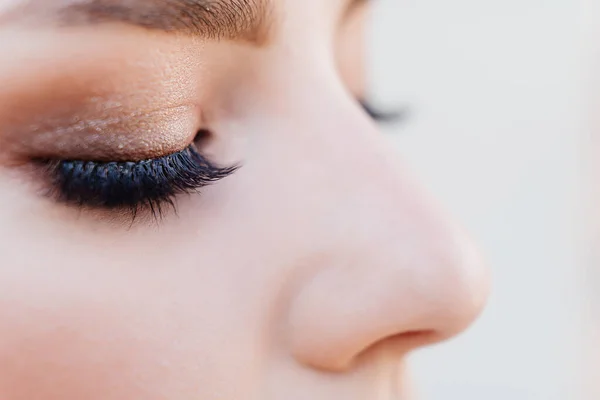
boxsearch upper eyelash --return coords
[43,145,237,217]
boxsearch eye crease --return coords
[39,141,237,218]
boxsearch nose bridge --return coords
[278,74,486,300]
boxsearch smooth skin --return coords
[0,0,490,399]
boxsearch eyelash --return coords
[42,144,237,218]
[360,101,405,123]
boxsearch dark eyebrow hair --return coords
[8,0,272,44]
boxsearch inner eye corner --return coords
[193,128,213,146]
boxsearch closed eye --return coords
[39,143,237,219]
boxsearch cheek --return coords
[0,208,270,399]
[0,262,270,399]
[0,292,151,398]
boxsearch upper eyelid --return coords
[2,103,201,163]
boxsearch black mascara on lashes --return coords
[43,145,237,213]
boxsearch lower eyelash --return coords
[43,145,237,217]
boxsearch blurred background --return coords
[369,1,586,399]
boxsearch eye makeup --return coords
[40,142,237,217]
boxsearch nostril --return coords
[335,330,439,372]
[360,330,438,358]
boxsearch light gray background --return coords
[369,1,585,399]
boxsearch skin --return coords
[0,0,490,399]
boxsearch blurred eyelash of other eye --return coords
[41,145,237,219]
[359,100,408,123]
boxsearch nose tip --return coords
[423,230,491,339]
[287,213,491,372]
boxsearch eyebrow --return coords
[10,0,272,44]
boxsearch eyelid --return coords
[3,103,200,163]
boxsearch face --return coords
[0,0,490,399]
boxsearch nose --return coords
[286,103,490,372]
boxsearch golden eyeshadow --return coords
[0,27,214,162]
[0,92,201,162]
[0,60,206,163]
